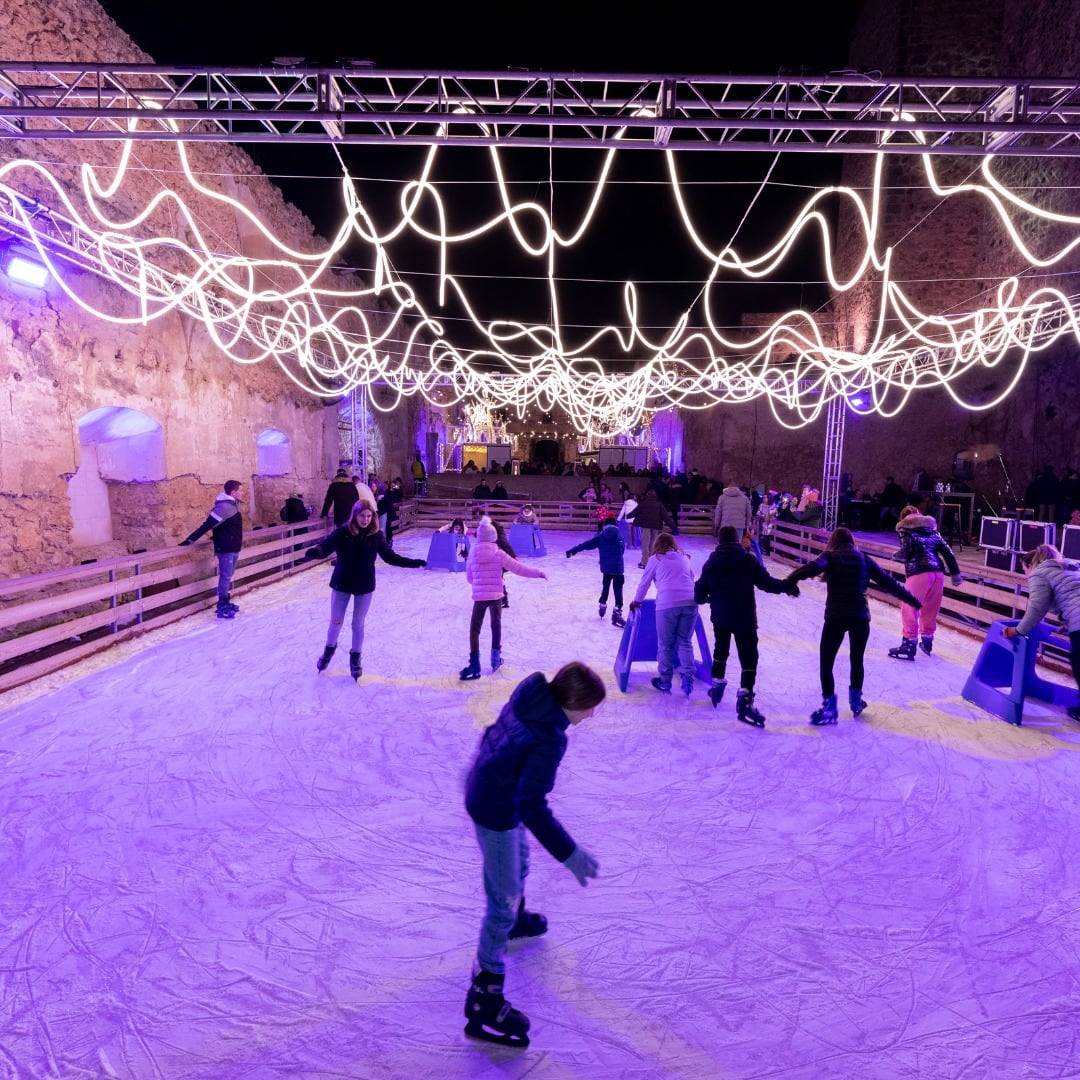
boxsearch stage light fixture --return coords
[1,241,49,288]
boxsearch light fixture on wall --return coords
[1,241,49,288]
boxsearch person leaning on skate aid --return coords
[462,661,606,1047]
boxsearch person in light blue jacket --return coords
[1004,543,1080,721]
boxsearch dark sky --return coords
[95,0,867,357]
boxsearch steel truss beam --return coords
[1,65,1080,155]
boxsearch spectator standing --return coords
[626,485,673,569]
[179,480,245,620]
[321,468,360,526]
[712,482,753,539]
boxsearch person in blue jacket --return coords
[565,514,627,627]
[463,661,606,1047]
[303,501,425,679]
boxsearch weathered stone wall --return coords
[0,0,422,577]
[689,0,1080,505]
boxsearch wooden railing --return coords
[771,521,1072,668]
[0,519,332,694]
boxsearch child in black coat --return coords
[463,662,606,1047]
[694,525,798,726]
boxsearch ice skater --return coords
[887,505,963,660]
[785,527,920,725]
[629,532,698,695]
[179,479,245,620]
[463,661,606,1047]
[1003,543,1080,722]
[459,517,547,679]
[303,502,426,680]
[565,513,627,627]
[694,524,798,723]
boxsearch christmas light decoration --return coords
[1,122,1078,435]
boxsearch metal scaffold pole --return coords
[822,396,845,532]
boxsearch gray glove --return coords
[951,574,964,587]
[563,845,598,887]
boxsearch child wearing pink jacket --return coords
[460,517,547,679]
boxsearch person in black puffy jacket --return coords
[303,501,425,679]
[888,506,963,660]
[462,662,606,1046]
[786,527,920,725]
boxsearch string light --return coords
[0,125,1078,434]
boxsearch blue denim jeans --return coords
[473,822,529,975]
[327,590,373,653]
[216,552,239,600]
[655,604,697,682]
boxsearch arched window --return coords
[256,428,291,476]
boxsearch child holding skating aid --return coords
[463,661,606,1047]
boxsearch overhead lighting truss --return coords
[0,65,1078,155]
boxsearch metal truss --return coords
[2,64,1080,155]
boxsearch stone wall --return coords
[0,0,422,577]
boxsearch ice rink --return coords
[2,528,1078,1079]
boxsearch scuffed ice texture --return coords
[1,530,1078,1079]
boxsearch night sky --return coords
[94,0,868,356]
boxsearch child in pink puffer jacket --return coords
[460,517,547,680]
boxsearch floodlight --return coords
[1,243,49,288]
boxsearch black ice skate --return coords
[919,635,934,656]
[349,651,362,680]
[708,679,728,708]
[811,694,839,725]
[598,603,607,619]
[736,688,766,727]
[888,638,917,661]
[316,645,336,672]
[460,652,481,680]
[508,898,548,940]
[849,688,867,716]
[611,608,626,628]
[464,969,530,1047]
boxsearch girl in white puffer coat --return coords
[459,517,547,680]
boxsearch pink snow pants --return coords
[902,571,944,638]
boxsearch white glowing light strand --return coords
[4,133,1080,433]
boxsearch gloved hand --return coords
[303,547,320,560]
[628,600,641,613]
[416,559,427,568]
[563,845,598,887]
[785,581,800,597]
[565,550,574,559]
[179,539,192,547]
[951,574,964,587]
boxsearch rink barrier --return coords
[0,519,332,694]
[961,619,1076,725]
[613,599,713,692]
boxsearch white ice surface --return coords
[1,529,1079,1080]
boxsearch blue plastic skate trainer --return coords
[613,598,713,692]
[961,618,1075,725]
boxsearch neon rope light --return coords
[1,121,1079,435]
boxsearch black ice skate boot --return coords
[1068,705,1080,722]
[736,688,766,727]
[708,678,728,708]
[849,688,867,717]
[651,676,672,694]
[888,638,917,661]
[502,589,510,610]
[680,674,693,698]
[598,602,607,619]
[215,599,235,619]
[459,652,481,680]
[223,594,239,612]
[811,694,839,726]
[611,607,626,628]
[349,651,362,680]
[464,969,530,1047]
[316,645,336,672]
[919,634,934,656]
[490,648,503,673]
[508,898,548,940]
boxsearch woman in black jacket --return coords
[303,502,425,679]
[786,527,919,725]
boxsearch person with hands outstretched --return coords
[463,661,606,1047]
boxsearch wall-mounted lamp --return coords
[1,242,49,288]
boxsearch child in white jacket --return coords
[460,517,547,680]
